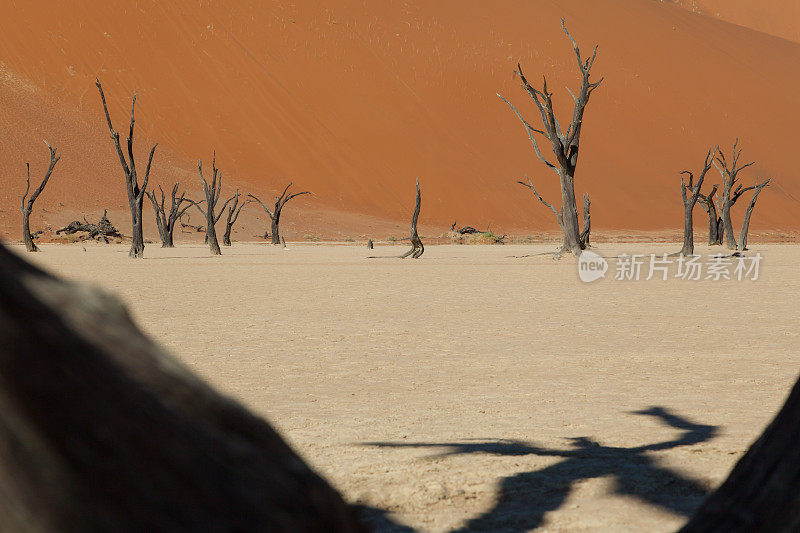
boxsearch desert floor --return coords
[17,242,800,532]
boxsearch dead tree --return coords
[222,190,251,246]
[0,243,363,531]
[714,140,756,250]
[696,184,723,245]
[191,153,233,255]
[146,184,194,248]
[737,178,770,251]
[96,79,157,258]
[498,19,602,255]
[678,148,714,256]
[21,142,60,252]
[247,183,310,245]
[55,210,122,243]
[579,194,591,247]
[399,178,424,258]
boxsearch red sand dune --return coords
[1,0,799,239]
[672,1,800,43]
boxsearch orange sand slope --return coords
[672,1,800,43]
[1,0,799,237]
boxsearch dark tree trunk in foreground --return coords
[21,142,60,252]
[0,243,362,532]
[737,178,770,252]
[96,79,157,258]
[697,184,722,245]
[714,140,756,250]
[191,152,233,256]
[682,372,800,532]
[678,148,714,256]
[498,19,602,256]
[248,183,310,245]
[146,183,194,248]
[399,179,424,259]
[222,190,250,246]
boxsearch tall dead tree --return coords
[678,148,714,256]
[0,243,363,531]
[696,184,723,245]
[498,19,602,256]
[714,140,756,250]
[737,178,770,251]
[96,79,157,258]
[21,142,60,252]
[579,193,591,247]
[248,183,310,245]
[222,190,251,246]
[192,153,232,255]
[146,184,195,248]
[399,178,424,259]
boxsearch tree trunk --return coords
[129,200,145,258]
[22,209,38,252]
[737,179,770,252]
[707,211,719,245]
[205,210,221,255]
[222,226,232,246]
[0,243,363,531]
[271,216,280,245]
[559,172,583,254]
[680,204,695,256]
[721,196,737,250]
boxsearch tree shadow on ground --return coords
[364,407,718,532]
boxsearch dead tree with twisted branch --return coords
[96,79,157,258]
[21,142,60,252]
[222,190,251,246]
[498,19,602,256]
[399,179,424,258]
[677,148,715,256]
[146,184,195,248]
[247,183,310,245]
[714,140,756,250]
[190,153,233,255]
[696,184,722,246]
[737,178,770,251]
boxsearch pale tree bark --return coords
[498,19,602,256]
[248,183,310,245]
[146,183,195,248]
[0,242,363,531]
[21,141,60,252]
[678,148,714,256]
[222,190,251,246]
[96,79,157,258]
[737,178,770,251]
[398,179,424,259]
[714,140,756,250]
[696,184,722,245]
[190,153,233,255]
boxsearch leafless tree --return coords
[678,148,714,256]
[0,243,363,531]
[737,178,770,251]
[222,190,251,246]
[146,184,195,248]
[498,19,602,256]
[21,142,60,252]
[96,79,157,258]
[696,184,722,245]
[714,140,756,250]
[579,194,591,247]
[247,183,310,245]
[399,178,424,259]
[189,153,234,255]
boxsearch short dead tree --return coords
[191,153,233,255]
[222,190,251,246]
[21,141,60,252]
[677,148,714,256]
[498,19,602,256]
[56,210,122,243]
[96,79,157,258]
[247,183,310,245]
[399,178,424,258]
[696,184,723,246]
[714,140,756,250]
[737,178,770,251]
[146,184,195,248]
